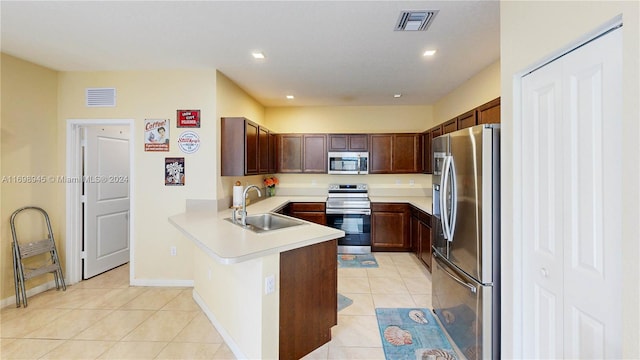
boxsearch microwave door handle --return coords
[440,156,452,240]
[448,156,457,239]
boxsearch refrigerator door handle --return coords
[448,156,458,239]
[437,257,477,294]
[440,156,451,240]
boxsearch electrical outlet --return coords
[265,275,275,294]
[395,179,401,185]
[409,179,415,186]
[170,246,177,256]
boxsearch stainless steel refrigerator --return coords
[432,124,500,359]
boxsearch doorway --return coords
[65,119,135,284]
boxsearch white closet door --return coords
[521,28,622,359]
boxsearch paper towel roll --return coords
[233,185,243,207]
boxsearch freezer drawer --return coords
[432,253,497,359]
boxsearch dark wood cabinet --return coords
[287,202,326,225]
[280,239,337,360]
[430,124,443,139]
[477,97,501,124]
[443,118,458,134]
[277,134,327,173]
[327,134,368,151]
[303,134,327,173]
[268,133,277,173]
[222,117,274,176]
[371,203,411,251]
[411,207,432,271]
[457,109,477,129]
[422,130,432,174]
[369,134,421,174]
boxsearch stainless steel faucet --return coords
[233,185,262,226]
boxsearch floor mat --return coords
[337,293,353,312]
[337,253,379,268]
[375,308,457,360]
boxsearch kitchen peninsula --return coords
[169,196,344,360]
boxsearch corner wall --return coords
[1,54,59,302]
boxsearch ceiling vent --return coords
[395,10,438,31]
[86,88,116,107]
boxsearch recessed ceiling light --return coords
[394,94,402,98]
[252,52,265,59]
[286,95,295,100]
[423,50,437,57]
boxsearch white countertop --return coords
[169,195,432,265]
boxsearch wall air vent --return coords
[86,88,116,107]
[395,10,438,31]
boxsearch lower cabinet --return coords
[371,203,411,251]
[280,239,337,360]
[411,208,432,271]
[287,202,326,225]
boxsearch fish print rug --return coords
[375,308,457,360]
[337,253,379,268]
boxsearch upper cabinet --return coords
[442,118,458,134]
[477,97,501,124]
[457,109,477,129]
[327,134,368,152]
[369,134,421,174]
[222,117,274,176]
[277,134,327,173]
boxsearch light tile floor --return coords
[0,252,431,360]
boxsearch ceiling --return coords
[0,1,500,107]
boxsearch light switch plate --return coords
[265,275,275,294]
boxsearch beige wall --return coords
[1,54,60,301]
[265,105,433,133]
[57,69,218,282]
[433,60,500,124]
[500,1,639,358]
[215,71,267,209]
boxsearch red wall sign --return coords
[177,110,200,128]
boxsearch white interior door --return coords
[83,125,131,279]
[520,27,622,358]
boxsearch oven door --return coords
[325,209,371,254]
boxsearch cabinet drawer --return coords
[289,202,326,212]
[371,203,407,212]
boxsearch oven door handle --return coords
[325,208,371,215]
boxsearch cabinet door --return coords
[422,131,432,174]
[393,134,420,173]
[431,124,443,138]
[268,132,277,173]
[457,109,477,129]
[245,121,259,175]
[303,134,327,173]
[371,203,411,251]
[369,134,393,173]
[327,134,348,151]
[477,97,501,124]
[278,134,303,173]
[442,118,458,134]
[347,134,368,151]
[258,126,269,174]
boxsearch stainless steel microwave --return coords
[328,152,369,175]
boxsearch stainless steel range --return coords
[325,183,371,254]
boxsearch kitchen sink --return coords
[225,213,305,233]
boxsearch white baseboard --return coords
[0,280,59,309]
[129,279,194,287]
[192,289,247,360]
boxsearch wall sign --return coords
[145,119,170,152]
[177,131,201,154]
[177,110,200,128]
[165,157,185,186]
